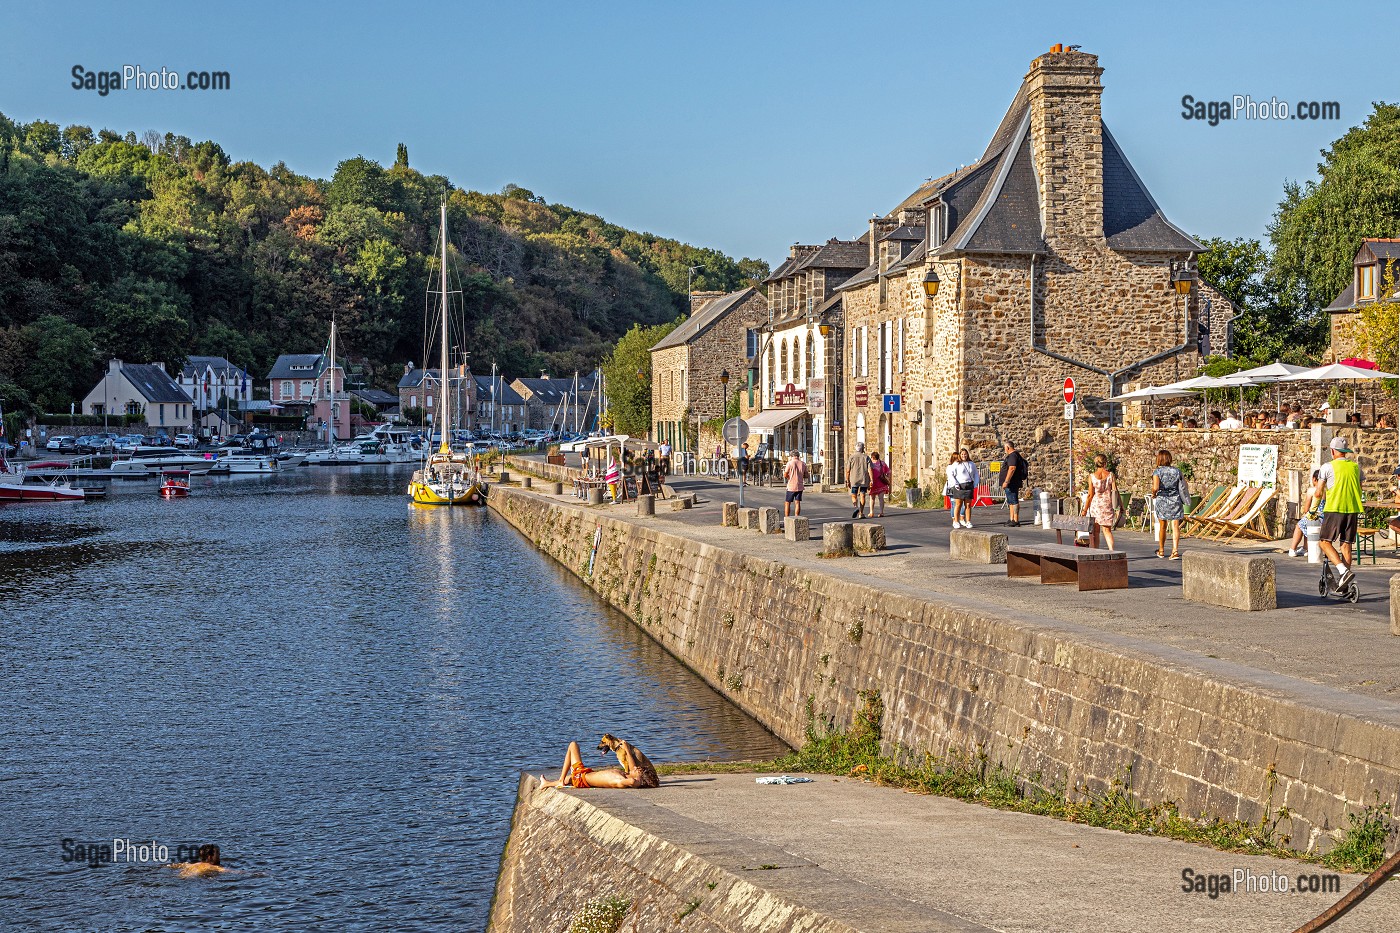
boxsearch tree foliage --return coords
[0,113,769,412]
[1195,236,1322,363]
[599,321,678,436]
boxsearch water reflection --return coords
[1,468,786,931]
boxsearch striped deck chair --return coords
[1215,486,1277,542]
[1184,484,1246,535]
[1180,484,1227,536]
[1199,485,1264,539]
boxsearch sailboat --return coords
[408,203,485,507]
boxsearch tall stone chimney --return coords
[689,290,726,315]
[1025,47,1104,242]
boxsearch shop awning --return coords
[745,408,807,432]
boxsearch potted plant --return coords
[904,477,922,507]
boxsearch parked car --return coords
[150,433,172,447]
[173,433,197,449]
[46,435,76,452]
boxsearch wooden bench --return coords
[1050,513,1096,546]
[1006,542,1128,591]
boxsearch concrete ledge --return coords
[950,528,1007,564]
[1182,552,1276,611]
[784,516,810,542]
[853,523,885,552]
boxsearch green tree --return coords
[1270,102,1400,312]
[21,316,97,411]
[325,156,392,210]
[395,143,408,168]
[1195,236,1322,362]
[599,321,678,436]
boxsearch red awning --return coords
[1339,357,1376,369]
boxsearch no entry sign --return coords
[1063,377,1076,405]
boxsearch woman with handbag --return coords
[869,451,891,518]
[1150,449,1185,559]
[948,448,979,528]
[1085,454,1119,551]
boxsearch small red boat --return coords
[159,471,191,498]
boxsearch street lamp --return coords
[1169,259,1197,295]
[719,368,730,421]
[921,267,941,297]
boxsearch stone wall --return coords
[489,486,1400,854]
[651,344,690,446]
[1074,425,1399,507]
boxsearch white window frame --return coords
[860,327,869,377]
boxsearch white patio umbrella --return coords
[1228,361,1310,411]
[1281,362,1400,421]
[1107,384,1200,426]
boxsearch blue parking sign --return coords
[882,394,901,413]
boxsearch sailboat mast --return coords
[439,202,451,454]
[329,317,337,444]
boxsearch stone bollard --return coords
[1182,553,1275,611]
[549,482,563,495]
[669,497,692,511]
[784,516,810,542]
[822,522,854,557]
[1391,575,1400,636]
[949,528,1007,564]
[758,507,780,534]
[722,502,739,527]
[500,471,511,483]
[522,476,532,489]
[587,487,604,506]
[853,523,886,552]
[739,507,759,530]
[636,494,654,516]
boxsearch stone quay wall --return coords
[504,454,580,484]
[488,485,1400,855]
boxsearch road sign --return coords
[854,385,869,407]
[882,394,901,413]
[1064,403,1076,420]
[722,417,750,447]
[1063,377,1076,405]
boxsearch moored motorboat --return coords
[110,447,215,476]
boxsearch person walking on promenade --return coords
[1315,435,1365,590]
[1150,449,1185,559]
[658,440,672,476]
[869,451,891,518]
[1085,454,1119,551]
[948,448,979,528]
[783,450,808,518]
[847,442,872,518]
[999,441,1028,526]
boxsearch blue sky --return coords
[0,0,1381,266]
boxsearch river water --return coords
[0,467,787,931]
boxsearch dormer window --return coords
[1359,263,1377,300]
[928,203,948,249]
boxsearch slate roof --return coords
[871,72,1201,258]
[268,354,326,380]
[122,364,194,404]
[350,388,399,407]
[512,375,597,403]
[1363,240,1400,261]
[1324,281,1356,313]
[399,367,438,389]
[887,241,929,275]
[181,356,249,381]
[473,376,524,405]
[836,261,880,292]
[792,240,869,272]
[651,288,757,351]
[763,257,797,284]
[1101,127,1200,252]
[1326,244,1400,312]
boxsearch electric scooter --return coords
[1319,556,1360,603]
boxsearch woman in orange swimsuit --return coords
[538,737,657,790]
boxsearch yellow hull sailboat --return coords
[408,202,486,508]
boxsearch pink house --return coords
[267,353,349,440]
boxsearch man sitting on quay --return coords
[1315,435,1365,592]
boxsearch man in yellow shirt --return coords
[1315,436,1365,590]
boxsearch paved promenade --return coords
[625,474,1400,710]
[564,773,1396,932]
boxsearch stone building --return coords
[511,374,598,433]
[838,46,1208,494]
[82,359,194,430]
[397,362,475,430]
[1325,238,1400,362]
[649,287,769,451]
[748,240,866,477]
